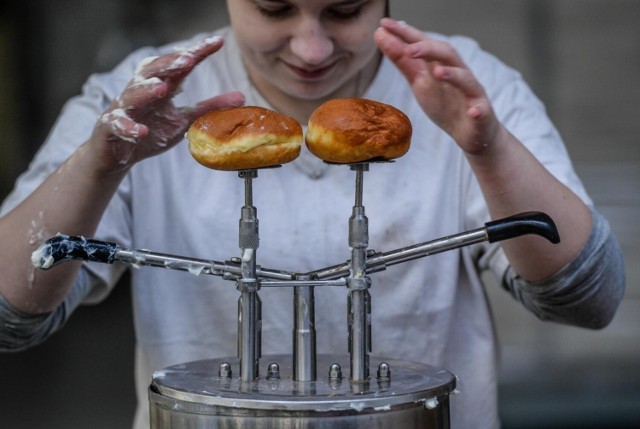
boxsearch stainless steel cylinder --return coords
[293,285,316,382]
[149,354,456,429]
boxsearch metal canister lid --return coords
[150,354,456,415]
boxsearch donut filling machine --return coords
[33,161,559,429]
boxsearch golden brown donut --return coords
[187,106,303,170]
[305,98,412,164]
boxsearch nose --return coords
[290,20,334,65]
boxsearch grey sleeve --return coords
[0,269,98,352]
[503,208,625,329]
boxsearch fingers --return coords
[377,18,483,99]
[116,76,168,111]
[135,36,224,82]
[376,18,500,151]
[99,109,148,143]
[101,77,168,142]
[183,36,225,62]
[379,17,426,44]
[374,27,425,81]
[106,36,228,138]
[406,40,466,69]
[123,36,224,110]
[432,63,485,99]
[186,91,246,121]
[378,18,465,68]
[92,36,234,170]
[375,18,463,84]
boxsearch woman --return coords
[0,1,624,428]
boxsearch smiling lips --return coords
[285,61,336,79]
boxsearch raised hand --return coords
[374,18,502,156]
[92,36,245,174]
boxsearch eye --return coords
[253,1,293,19]
[326,5,363,21]
[325,0,370,21]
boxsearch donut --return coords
[187,106,303,170]
[305,98,412,164]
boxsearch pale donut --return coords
[187,106,303,170]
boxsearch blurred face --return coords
[227,0,385,105]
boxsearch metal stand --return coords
[32,161,561,429]
[236,169,261,381]
[347,163,372,383]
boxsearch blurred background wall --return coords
[0,1,638,428]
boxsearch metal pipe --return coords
[306,228,488,281]
[34,212,556,284]
[347,289,370,382]
[237,170,261,381]
[237,290,258,380]
[261,278,347,288]
[293,281,316,381]
[347,165,371,382]
[380,228,488,267]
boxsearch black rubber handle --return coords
[32,235,118,270]
[485,211,560,244]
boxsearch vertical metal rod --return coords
[348,289,369,381]
[293,281,317,381]
[355,168,364,207]
[239,290,257,380]
[244,174,253,206]
[237,170,261,381]
[348,164,370,382]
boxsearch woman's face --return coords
[227,0,386,102]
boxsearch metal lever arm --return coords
[307,211,560,280]
[32,212,559,279]
[31,235,118,269]
[377,210,559,269]
[485,211,560,244]
[32,234,295,280]
[31,235,225,277]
